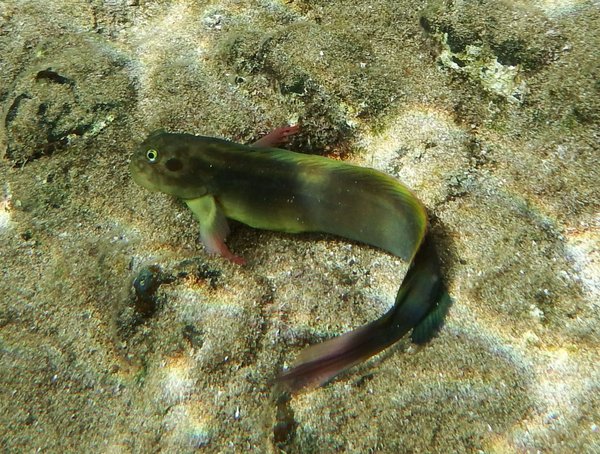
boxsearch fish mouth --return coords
[129,158,157,192]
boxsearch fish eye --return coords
[146,149,158,162]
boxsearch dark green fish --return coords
[130,126,450,391]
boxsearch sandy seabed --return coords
[1,1,598,452]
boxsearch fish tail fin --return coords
[277,315,396,391]
[278,236,450,392]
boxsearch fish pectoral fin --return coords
[251,124,300,148]
[185,196,245,265]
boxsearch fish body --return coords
[130,130,450,390]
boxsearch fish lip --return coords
[129,158,154,190]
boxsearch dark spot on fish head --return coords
[165,157,183,172]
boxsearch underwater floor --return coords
[1,0,598,452]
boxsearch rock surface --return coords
[1,0,598,452]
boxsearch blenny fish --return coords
[130,126,451,391]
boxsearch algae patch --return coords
[439,34,528,104]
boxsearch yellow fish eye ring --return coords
[146,149,158,162]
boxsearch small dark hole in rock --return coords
[35,69,74,86]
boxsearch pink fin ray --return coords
[278,317,394,391]
[252,125,300,148]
